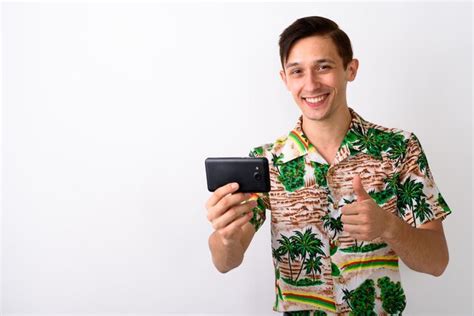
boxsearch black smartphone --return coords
[205,157,270,193]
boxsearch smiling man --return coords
[206,16,451,315]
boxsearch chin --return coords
[299,104,332,122]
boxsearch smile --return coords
[303,93,330,107]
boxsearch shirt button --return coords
[334,239,341,247]
[338,276,345,283]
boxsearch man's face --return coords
[280,35,358,122]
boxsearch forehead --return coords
[286,35,341,66]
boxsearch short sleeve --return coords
[396,133,452,227]
[248,146,271,232]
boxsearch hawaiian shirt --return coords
[248,107,451,315]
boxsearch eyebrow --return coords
[285,59,336,69]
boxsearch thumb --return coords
[353,174,370,202]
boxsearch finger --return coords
[205,182,239,209]
[207,190,251,222]
[220,211,254,239]
[210,191,253,219]
[218,211,254,246]
[341,214,363,225]
[341,204,360,215]
[343,223,361,235]
[212,200,257,230]
[353,174,371,202]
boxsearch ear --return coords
[279,69,289,90]
[346,58,359,82]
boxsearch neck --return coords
[302,105,352,150]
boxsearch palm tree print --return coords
[437,193,451,213]
[322,214,343,239]
[396,177,424,217]
[331,262,341,277]
[417,149,430,177]
[411,134,432,178]
[395,175,444,227]
[340,242,388,253]
[249,144,274,158]
[384,172,400,196]
[249,195,268,231]
[342,125,406,161]
[342,197,355,205]
[413,197,433,226]
[342,279,377,315]
[273,247,283,263]
[311,161,329,187]
[386,136,408,164]
[377,276,406,314]
[304,255,323,280]
[275,235,296,280]
[291,228,325,281]
[272,152,284,171]
[361,173,400,207]
[278,156,306,192]
[250,146,264,157]
[273,267,283,309]
[274,228,325,285]
[367,188,395,206]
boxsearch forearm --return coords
[208,231,245,273]
[382,214,449,276]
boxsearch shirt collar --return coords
[279,107,369,164]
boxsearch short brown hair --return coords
[279,16,353,70]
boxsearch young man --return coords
[206,16,451,315]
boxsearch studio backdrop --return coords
[1,2,472,315]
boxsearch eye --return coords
[318,65,332,71]
[290,68,302,75]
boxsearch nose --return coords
[304,70,321,91]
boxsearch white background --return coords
[1,2,472,315]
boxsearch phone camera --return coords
[254,172,262,181]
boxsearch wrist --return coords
[212,230,241,248]
[381,212,401,242]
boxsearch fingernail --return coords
[231,183,238,189]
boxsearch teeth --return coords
[305,94,328,103]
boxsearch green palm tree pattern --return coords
[377,276,406,315]
[274,267,284,310]
[340,242,388,253]
[248,194,269,231]
[292,229,325,281]
[274,228,325,287]
[322,214,343,239]
[247,108,451,314]
[367,188,395,206]
[342,279,377,315]
[396,177,424,219]
[412,134,431,178]
[311,162,330,187]
[331,262,341,277]
[305,255,324,280]
[276,234,297,280]
[278,156,306,192]
[437,193,450,213]
[341,125,407,161]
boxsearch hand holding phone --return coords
[205,183,258,252]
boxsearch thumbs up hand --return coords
[353,173,372,202]
[341,174,391,241]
